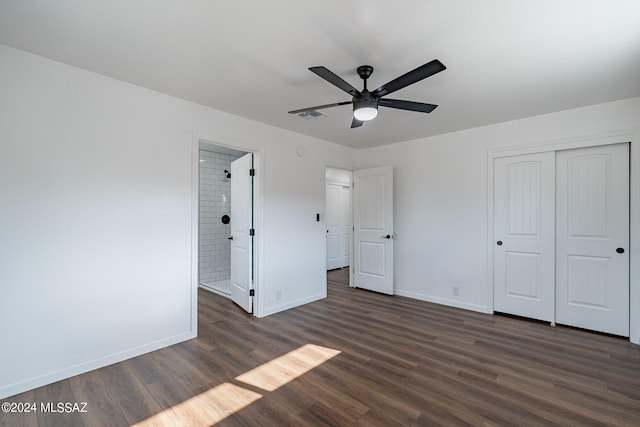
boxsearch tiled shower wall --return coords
[199,150,242,294]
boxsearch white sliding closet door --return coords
[556,143,629,336]
[494,144,630,336]
[493,153,556,322]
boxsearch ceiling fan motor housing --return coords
[353,91,378,111]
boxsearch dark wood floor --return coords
[2,268,640,426]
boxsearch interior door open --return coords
[230,153,254,313]
[353,165,394,294]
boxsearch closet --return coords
[493,143,629,336]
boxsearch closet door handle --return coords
[496,241,503,246]
[616,247,624,254]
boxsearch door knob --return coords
[380,234,391,239]
[496,241,503,246]
[228,236,233,240]
[616,247,625,254]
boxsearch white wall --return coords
[355,97,640,343]
[257,138,355,315]
[326,167,352,186]
[0,44,354,399]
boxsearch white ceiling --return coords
[1,0,639,149]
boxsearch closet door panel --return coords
[556,143,629,336]
[493,152,555,322]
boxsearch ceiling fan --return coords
[288,59,446,128]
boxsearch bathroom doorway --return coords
[198,143,248,297]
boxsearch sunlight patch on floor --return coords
[236,344,341,391]
[133,382,262,427]
[133,344,340,426]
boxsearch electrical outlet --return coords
[452,286,459,297]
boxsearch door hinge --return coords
[249,228,255,236]
[249,168,255,176]
[249,289,255,296]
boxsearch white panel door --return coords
[353,166,393,294]
[494,153,555,322]
[556,144,629,336]
[230,153,253,313]
[326,183,351,270]
[326,184,341,270]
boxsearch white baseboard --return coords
[0,331,195,400]
[259,292,326,318]
[394,289,491,314]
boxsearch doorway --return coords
[325,167,352,271]
[325,165,395,295]
[198,144,248,297]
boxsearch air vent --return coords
[297,110,327,119]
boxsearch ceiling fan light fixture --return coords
[353,106,378,121]
[353,99,378,121]
[290,59,445,128]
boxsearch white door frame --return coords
[487,129,640,344]
[192,133,264,324]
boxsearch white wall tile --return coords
[199,150,241,284]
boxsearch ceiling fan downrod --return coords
[356,65,374,92]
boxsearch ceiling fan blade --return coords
[379,98,438,113]
[288,101,351,115]
[351,117,363,128]
[309,66,362,97]
[372,59,446,98]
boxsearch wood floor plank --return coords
[0,389,39,427]
[33,379,85,427]
[68,369,128,427]
[100,363,169,426]
[147,346,214,394]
